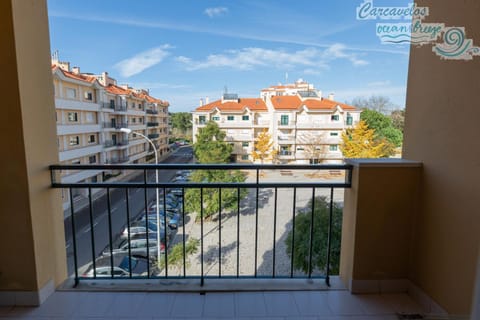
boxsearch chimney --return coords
[328,93,335,100]
[205,96,209,104]
[72,66,80,74]
[199,99,204,106]
[58,61,70,72]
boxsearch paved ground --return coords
[162,169,346,278]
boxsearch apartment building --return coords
[192,80,360,164]
[52,58,169,210]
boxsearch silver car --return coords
[103,238,164,259]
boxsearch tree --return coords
[186,121,247,220]
[361,109,403,152]
[340,120,388,158]
[193,121,232,163]
[285,196,342,275]
[296,132,327,164]
[251,129,277,163]
[170,112,192,141]
[351,95,397,114]
[158,238,199,274]
[390,109,405,133]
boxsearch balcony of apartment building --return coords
[145,108,158,115]
[59,143,104,162]
[103,139,129,149]
[128,122,147,131]
[56,97,101,112]
[277,134,296,145]
[104,156,130,164]
[56,121,102,136]
[146,121,159,128]
[2,1,479,319]
[147,133,160,139]
[102,120,129,130]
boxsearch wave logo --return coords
[357,0,480,60]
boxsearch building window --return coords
[139,118,143,123]
[242,115,249,121]
[199,116,206,124]
[280,115,289,125]
[331,115,339,121]
[242,142,249,147]
[310,158,320,164]
[71,159,81,165]
[110,99,115,108]
[69,136,80,146]
[346,115,353,125]
[88,135,96,143]
[227,115,234,121]
[241,155,249,160]
[66,88,76,99]
[330,132,339,136]
[84,91,93,101]
[138,103,142,109]
[132,118,136,123]
[89,155,96,164]
[212,116,220,121]
[67,112,78,122]
[296,147,304,151]
[329,145,338,151]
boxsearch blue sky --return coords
[47,0,412,112]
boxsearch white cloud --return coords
[176,44,367,72]
[204,7,229,18]
[114,45,172,77]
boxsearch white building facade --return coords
[52,59,169,211]
[192,81,360,164]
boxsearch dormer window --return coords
[331,115,339,121]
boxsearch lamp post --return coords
[120,128,161,264]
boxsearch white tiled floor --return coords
[0,290,425,319]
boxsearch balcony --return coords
[146,109,158,114]
[104,157,130,164]
[147,133,160,139]
[50,164,352,285]
[104,140,129,148]
[102,102,115,110]
[102,122,128,129]
[146,121,159,127]
[277,135,295,144]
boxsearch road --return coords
[64,146,193,275]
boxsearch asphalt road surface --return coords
[64,146,193,275]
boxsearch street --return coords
[64,146,193,275]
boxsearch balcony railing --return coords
[146,109,158,115]
[104,157,130,164]
[50,164,352,287]
[147,122,159,127]
[103,122,128,129]
[104,140,129,148]
[102,102,115,110]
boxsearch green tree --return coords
[158,238,199,274]
[170,112,192,141]
[341,120,388,158]
[286,196,342,275]
[361,109,403,149]
[193,121,232,163]
[186,121,247,220]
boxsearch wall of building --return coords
[403,0,480,315]
[0,0,66,303]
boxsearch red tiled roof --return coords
[270,96,302,109]
[195,98,267,112]
[52,65,97,84]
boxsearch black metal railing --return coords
[50,164,352,287]
[147,133,160,139]
[146,109,158,114]
[103,122,129,129]
[147,122,159,127]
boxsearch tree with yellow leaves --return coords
[341,120,388,158]
[252,129,277,163]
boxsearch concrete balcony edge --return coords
[345,158,422,168]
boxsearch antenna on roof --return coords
[224,85,228,94]
[51,50,59,62]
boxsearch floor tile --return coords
[326,291,366,315]
[72,292,115,317]
[235,292,267,318]
[263,292,299,317]
[136,292,175,318]
[8,292,82,318]
[354,294,396,314]
[382,293,424,315]
[203,292,235,318]
[293,291,332,316]
[105,292,146,318]
[170,293,205,318]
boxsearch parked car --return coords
[83,253,152,277]
[167,188,183,197]
[102,238,164,259]
[140,211,181,230]
[121,223,167,240]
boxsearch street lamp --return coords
[120,128,162,264]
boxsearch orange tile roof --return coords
[53,65,97,84]
[195,98,267,112]
[270,95,356,111]
[270,95,302,110]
